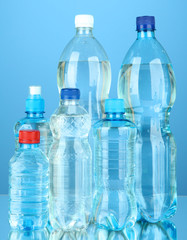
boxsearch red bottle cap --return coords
[19,130,40,144]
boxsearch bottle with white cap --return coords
[14,86,52,156]
[57,14,111,124]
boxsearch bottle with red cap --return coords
[14,86,52,156]
[9,130,49,230]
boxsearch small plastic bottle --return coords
[49,88,92,231]
[14,86,52,156]
[93,99,137,231]
[9,130,49,230]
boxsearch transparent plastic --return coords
[93,112,138,231]
[9,143,49,230]
[135,220,176,240]
[14,112,52,156]
[118,30,177,222]
[57,27,111,123]
[49,99,92,231]
[8,229,49,240]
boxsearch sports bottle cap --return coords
[136,16,155,31]
[61,88,80,100]
[26,86,45,113]
[105,99,125,113]
[29,86,41,95]
[75,15,94,28]
[19,130,40,144]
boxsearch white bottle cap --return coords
[29,86,41,95]
[75,15,94,28]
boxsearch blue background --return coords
[0,0,186,195]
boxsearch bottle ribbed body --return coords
[9,147,49,230]
[118,30,177,222]
[49,101,92,231]
[93,116,138,230]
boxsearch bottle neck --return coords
[106,113,124,120]
[60,99,79,106]
[137,30,155,39]
[76,27,93,36]
[20,143,39,149]
[26,112,44,118]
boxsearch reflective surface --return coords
[1,196,186,239]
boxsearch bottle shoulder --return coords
[93,118,138,140]
[10,148,48,166]
[122,37,172,65]
[52,104,90,117]
[59,35,109,62]
[50,105,91,138]
[94,118,137,129]
[14,117,50,133]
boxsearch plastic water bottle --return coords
[57,15,111,123]
[93,99,137,231]
[118,16,177,222]
[9,130,49,230]
[14,86,52,156]
[49,88,92,231]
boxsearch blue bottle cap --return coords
[136,16,155,31]
[26,86,45,113]
[61,88,80,100]
[105,99,125,113]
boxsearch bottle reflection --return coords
[135,220,177,240]
[10,221,176,240]
[49,229,89,240]
[49,224,135,240]
[8,228,49,240]
[94,227,135,240]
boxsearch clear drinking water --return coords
[9,130,49,230]
[118,16,177,222]
[57,15,111,123]
[93,99,138,231]
[49,88,92,231]
[14,86,52,156]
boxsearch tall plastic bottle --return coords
[14,86,52,156]
[93,99,137,231]
[118,16,177,222]
[49,88,92,231]
[9,130,49,230]
[57,14,111,123]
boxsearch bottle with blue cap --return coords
[118,16,177,222]
[14,86,52,156]
[92,99,138,231]
[49,88,92,231]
